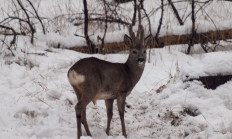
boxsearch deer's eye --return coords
[132,50,137,54]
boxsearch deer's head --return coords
[124,25,153,67]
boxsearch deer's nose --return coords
[137,58,145,63]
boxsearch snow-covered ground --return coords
[1,0,232,139]
[1,42,232,139]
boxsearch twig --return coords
[38,98,53,108]
[132,0,137,26]
[139,0,152,34]
[168,0,184,25]
[154,0,164,47]
[97,0,109,53]
[16,0,35,44]
[0,39,15,56]
[26,0,46,34]
[21,49,47,56]
[0,24,17,45]
[89,17,130,25]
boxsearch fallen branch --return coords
[70,29,232,54]
[21,49,47,56]
[89,17,130,25]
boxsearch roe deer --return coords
[68,25,153,139]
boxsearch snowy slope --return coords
[1,44,232,139]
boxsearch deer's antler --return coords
[129,25,136,42]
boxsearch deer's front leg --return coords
[117,93,127,138]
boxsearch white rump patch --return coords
[68,70,85,85]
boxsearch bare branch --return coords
[139,0,152,34]
[168,0,184,25]
[16,0,35,44]
[26,0,46,34]
[97,0,109,53]
[0,25,17,45]
[132,0,137,26]
[155,0,164,47]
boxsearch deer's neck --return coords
[125,60,145,88]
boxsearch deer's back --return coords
[68,57,132,100]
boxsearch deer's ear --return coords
[144,34,153,48]
[124,34,132,47]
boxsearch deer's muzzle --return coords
[137,58,145,65]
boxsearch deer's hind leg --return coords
[74,76,101,139]
[81,107,91,136]
[75,96,92,139]
[105,99,114,135]
[74,87,92,139]
[75,101,82,139]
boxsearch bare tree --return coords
[187,0,196,54]
[97,0,108,53]
[83,0,96,53]
[0,0,46,56]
